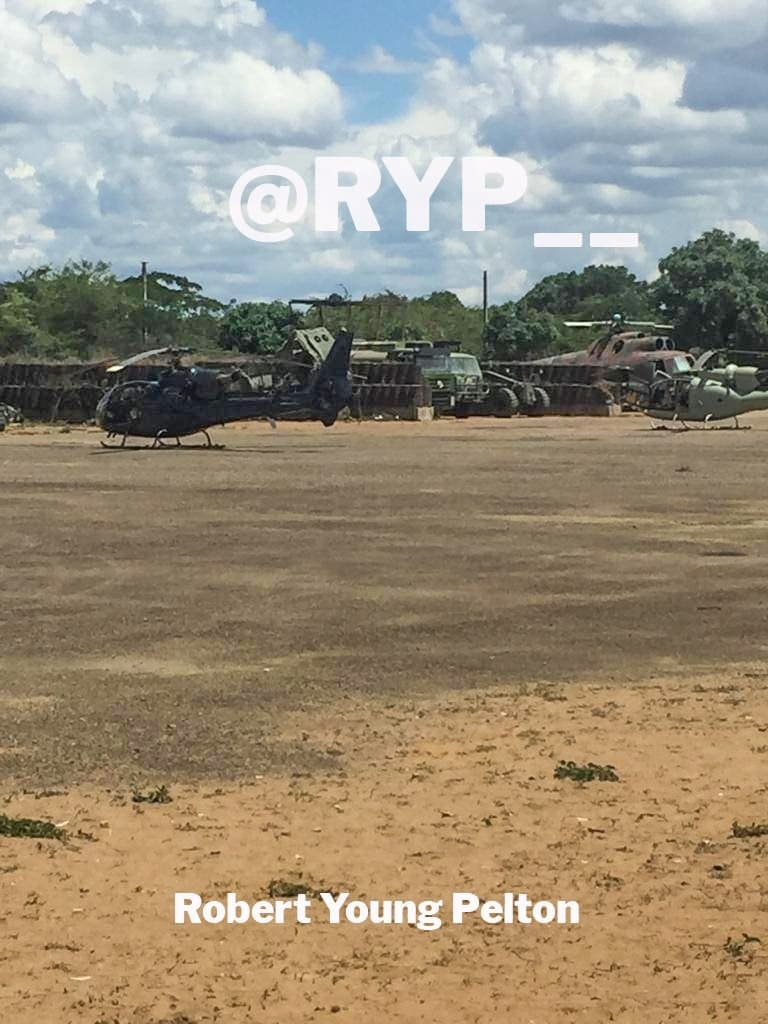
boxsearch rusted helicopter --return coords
[530,314,694,399]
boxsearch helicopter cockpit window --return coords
[612,339,624,354]
[669,356,693,374]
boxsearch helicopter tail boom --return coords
[313,329,353,383]
[305,329,354,425]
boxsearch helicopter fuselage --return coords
[647,365,768,422]
[96,331,354,441]
[533,332,694,384]
[96,381,339,437]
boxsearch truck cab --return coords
[410,347,487,415]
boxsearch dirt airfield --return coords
[1,413,768,1023]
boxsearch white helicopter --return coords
[647,350,768,428]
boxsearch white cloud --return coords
[0,208,55,250]
[714,218,765,242]
[453,0,768,49]
[471,41,746,154]
[0,6,87,122]
[428,13,467,38]
[188,179,226,218]
[10,0,90,16]
[352,45,421,75]
[0,0,348,287]
[559,0,768,43]
[152,54,343,144]
[39,34,193,104]
[5,160,36,180]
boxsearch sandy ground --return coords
[1,413,768,1022]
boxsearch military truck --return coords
[409,346,487,416]
[381,342,550,418]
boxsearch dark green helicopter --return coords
[95,330,353,448]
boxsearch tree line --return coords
[1,229,767,363]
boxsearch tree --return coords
[0,289,43,356]
[119,270,227,353]
[410,291,480,348]
[653,230,768,348]
[10,260,140,359]
[119,271,227,319]
[219,301,299,354]
[520,265,655,321]
[483,302,562,360]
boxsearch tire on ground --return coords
[525,386,551,416]
[493,387,520,418]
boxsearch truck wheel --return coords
[525,387,551,416]
[454,405,470,418]
[493,387,520,418]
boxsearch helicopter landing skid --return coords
[151,428,224,450]
[100,432,138,449]
[99,429,225,450]
[650,414,750,432]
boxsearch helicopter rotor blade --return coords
[562,321,611,328]
[692,348,724,372]
[107,348,174,373]
[563,319,674,331]
[106,346,192,373]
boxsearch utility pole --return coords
[482,269,489,360]
[141,260,148,347]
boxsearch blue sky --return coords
[268,0,440,59]
[263,0,470,122]
[2,0,768,305]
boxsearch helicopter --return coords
[95,329,354,448]
[529,314,695,398]
[646,351,768,428]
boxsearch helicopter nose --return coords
[96,390,126,432]
[95,394,111,427]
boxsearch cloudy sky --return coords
[2,0,768,304]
